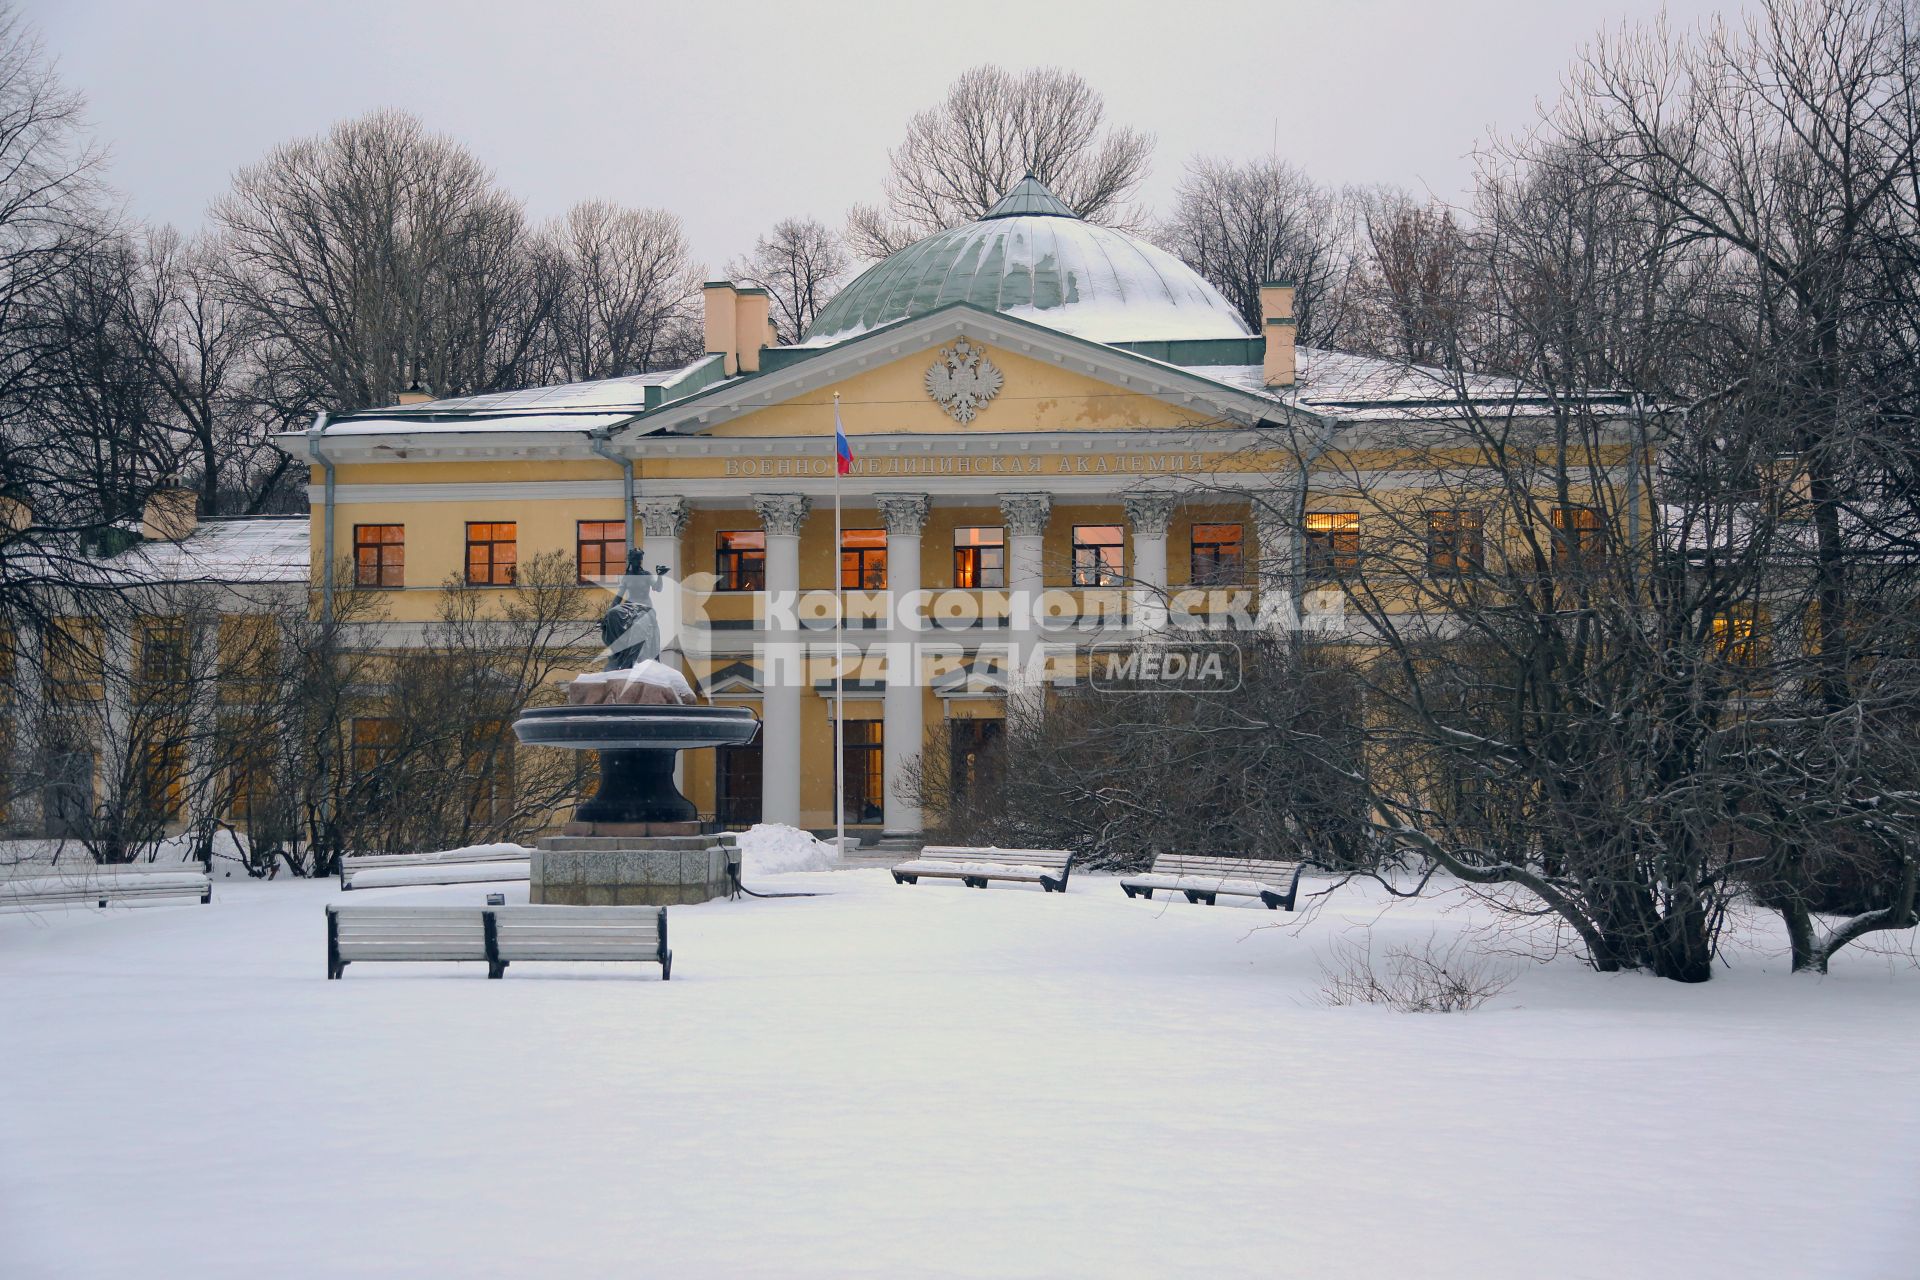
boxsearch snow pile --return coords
[734,823,838,875]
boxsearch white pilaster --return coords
[753,493,810,828]
[1122,493,1175,637]
[877,493,929,836]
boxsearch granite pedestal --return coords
[530,834,736,906]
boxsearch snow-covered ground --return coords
[2,869,1916,1279]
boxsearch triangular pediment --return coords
[621,304,1313,444]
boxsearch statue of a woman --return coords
[601,548,670,670]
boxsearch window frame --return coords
[576,519,627,585]
[1550,505,1607,573]
[1426,509,1485,578]
[1071,524,1125,587]
[1188,522,1246,586]
[353,523,406,589]
[840,528,887,591]
[952,525,1007,589]
[464,521,518,587]
[715,530,767,592]
[1303,512,1361,580]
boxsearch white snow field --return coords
[2,868,1917,1279]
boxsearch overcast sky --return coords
[30,0,1746,270]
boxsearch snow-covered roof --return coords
[319,356,737,438]
[1182,348,1628,421]
[107,517,310,584]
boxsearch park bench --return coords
[0,864,212,910]
[1119,854,1315,910]
[325,903,671,979]
[339,847,530,891]
[891,845,1074,893]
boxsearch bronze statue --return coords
[601,548,670,670]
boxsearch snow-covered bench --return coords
[891,846,1074,893]
[1120,854,1314,910]
[338,847,530,891]
[0,865,212,910]
[325,904,671,979]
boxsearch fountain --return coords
[512,551,759,905]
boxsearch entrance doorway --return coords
[948,718,1004,808]
[841,720,883,825]
[716,742,762,827]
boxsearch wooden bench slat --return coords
[1118,853,1314,911]
[327,904,670,980]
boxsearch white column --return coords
[1123,493,1175,637]
[753,493,810,828]
[638,497,690,789]
[877,493,929,836]
[999,492,1052,699]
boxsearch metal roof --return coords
[803,177,1250,347]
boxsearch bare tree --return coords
[847,65,1154,259]
[538,201,700,381]
[1159,155,1355,345]
[1343,189,1476,366]
[727,216,849,343]
[212,109,548,415]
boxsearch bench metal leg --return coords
[1121,884,1136,898]
[661,952,672,981]
[892,872,918,885]
[487,960,507,979]
[1183,890,1203,904]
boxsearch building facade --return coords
[277,177,1633,838]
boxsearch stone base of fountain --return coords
[512,660,758,906]
[531,834,736,906]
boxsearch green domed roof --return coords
[803,177,1251,346]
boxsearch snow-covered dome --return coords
[803,177,1251,346]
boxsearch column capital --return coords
[751,492,812,537]
[1121,492,1177,539]
[998,491,1052,538]
[637,496,689,540]
[875,492,930,537]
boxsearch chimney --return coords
[395,384,433,405]
[142,488,198,543]
[1260,280,1296,388]
[703,280,740,375]
[735,287,772,373]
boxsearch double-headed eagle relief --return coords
[925,337,1004,423]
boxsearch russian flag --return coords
[834,403,853,475]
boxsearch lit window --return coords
[353,524,404,588]
[465,522,517,586]
[841,528,887,590]
[716,531,766,592]
[1072,525,1124,587]
[1427,510,1484,577]
[1551,506,1606,572]
[1304,512,1360,579]
[1189,523,1245,586]
[1713,604,1769,669]
[577,520,626,584]
[953,526,1006,588]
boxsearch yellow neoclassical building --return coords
[277,177,1634,838]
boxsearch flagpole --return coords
[833,393,846,859]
